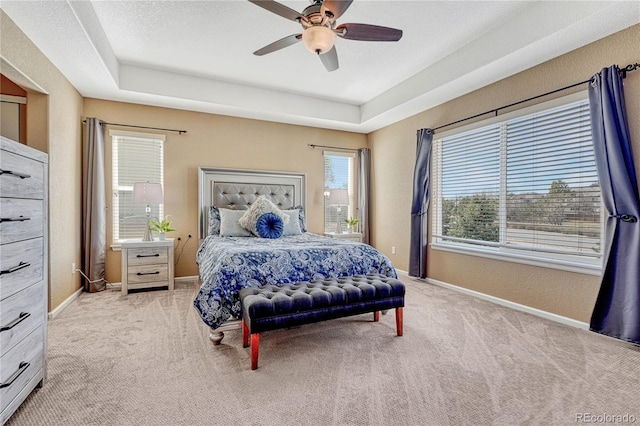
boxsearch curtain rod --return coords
[82,120,187,135]
[308,144,360,152]
[430,61,639,133]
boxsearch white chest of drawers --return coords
[121,239,174,295]
[0,136,48,425]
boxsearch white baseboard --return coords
[109,275,199,290]
[397,270,589,330]
[48,287,83,320]
[49,276,199,319]
[176,275,199,284]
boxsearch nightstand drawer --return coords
[127,264,168,284]
[0,198,44,244]
[0,282,45,357]
[127,246,168,266]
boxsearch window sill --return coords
[111,244,122,252]
[430,242,602,276]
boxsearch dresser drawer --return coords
[0,325,44,415]
[0,282,45,357]
[127,246,168,266]
[0,198,44,244]
[0,150,45,199]
[127,264,168,284]
[0,238,44,301]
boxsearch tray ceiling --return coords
[2,1,638,133]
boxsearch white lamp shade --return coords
[328,188,349,206]
[302,26,336,54]
[132,182,164,204]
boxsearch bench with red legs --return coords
[240,274,405,370]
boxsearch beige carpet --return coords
[6,276,640,426]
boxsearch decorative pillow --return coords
[238,195,289,236]
[281,209,302,236]
[293,205,307,232]
[208,206,221,235]
[255,213,284,239]
[219,208,252,237]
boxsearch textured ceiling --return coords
[2,1,639,133]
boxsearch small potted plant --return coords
[150,216,176,240]
[344,217,360,233]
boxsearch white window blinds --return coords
[324,151,356,233]
[505,101,599,256]
[433,98,601,266]
[111,131,165,242]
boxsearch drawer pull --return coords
[136,254,160,258]
[0,261,30,275]
[0,312,31,332]
[136,271,160,276]
[0,216,31,223]
[0,362,30,389]
[0,169,31,179]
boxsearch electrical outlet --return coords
[391,246,396,255]
[71,262,76,274]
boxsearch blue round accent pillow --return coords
[255,213,284,239]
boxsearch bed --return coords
[194,167,397,344]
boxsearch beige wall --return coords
[368,24,640,323]
[1,11,84,311]
[82,99,367,282]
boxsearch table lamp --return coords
[328,188,349,234]
[132,182,163,241]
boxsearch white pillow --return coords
[281,209,302,236]
[219,209,252,237]
[238,195,289,236]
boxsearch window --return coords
[111,130,165,242]
[324,151,356,233]
[432,94,602,272]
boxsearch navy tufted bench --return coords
[239,274,405,370]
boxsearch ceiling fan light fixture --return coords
[302,26,335,54]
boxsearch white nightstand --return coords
[121,239,175,295]
[323,232,363,243]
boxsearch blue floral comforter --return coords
[193,233,397,329]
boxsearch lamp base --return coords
[143,216,153,241]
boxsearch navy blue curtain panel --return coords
[588,65,640,344]
[409,129,433,278]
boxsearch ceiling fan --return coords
[248,0,403,72]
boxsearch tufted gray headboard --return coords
[198,167,306,239]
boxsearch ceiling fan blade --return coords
[248,0,303,22]
[321,0,353,20]
[336,23,403,41]
[253,34,302,56]
[319,46,339,72]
